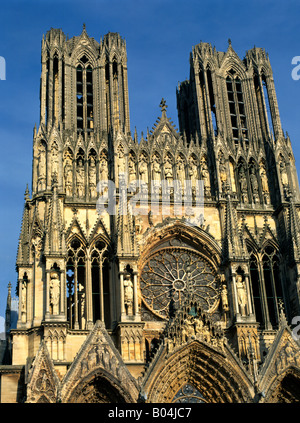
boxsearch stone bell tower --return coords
[177,39,300,361]
[14,25,140,373]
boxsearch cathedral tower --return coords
[1,29,300,404]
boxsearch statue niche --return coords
[49,270,60,315]
[76,156,85,198]
[37,142,46,192]
[64,149,73,197]
[88,154,97,199]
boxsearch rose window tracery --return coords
[140,247,219,319]
[172,383,206,403]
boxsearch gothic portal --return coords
[1,27,300,403]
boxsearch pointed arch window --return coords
[226,70,248,146]
[248,245,284,329]
[91,240,111,327]
[66,238,86,329]
[76,56,94,132]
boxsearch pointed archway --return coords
[143,340,253,403]
[60,321,139,403]
[265,368,300,402]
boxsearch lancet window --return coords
[76,55,94,132]
[66,238,86,330]
[91,240,110,326]
[249,245,285,329]
[226,70,248,146]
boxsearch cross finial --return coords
[159,98,167,113]
[83,23,86,32]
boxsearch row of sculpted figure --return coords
[37,141,292,204]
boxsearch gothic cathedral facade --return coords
[1,27,300,403]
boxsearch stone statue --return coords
[124,273,134,315]
[260,163,268,192]
[176,156,185,188]
[188,156,198,196]
[76,159,85,197]
[239,165,248,202]
[51,142,59,178]
[139,154,148,184]
[259,162,269,204]
[64,156,73,197]
[194,316,204,335]
[89,157,97,199]
[21,280,27,322]
[152,154,161,181]
[236,275,247,316]
[249,167,259,203]
[220,278,229,313]
[49,271,60,315]
[200,158,210,196]
[279,160,289,195]
[128,153,137,184]
[164,155,173,185]
[37,143,46,191]
[219,155,227,191]
[99,152,108,180]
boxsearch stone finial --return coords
[159,98,168,114]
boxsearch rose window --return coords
[140,248,219,319]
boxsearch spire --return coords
[16,186,31,266]
[223,189,245,260]
[287,191,300,262]
[116,187,137,257]
[159,98,168,119]
[44,175,65,255]
[5,282,12,334]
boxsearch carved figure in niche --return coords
[88,347,97,369]
[176,155,186,190]
[37,143,46,191]
[139,154,148,184]
[64,155,73,197]
[188,156,198,196]
[89,156,97,199]
[164,155,173,185]
[183,315,195,340]
[21,279,27,322]
[128,153,137,185]
[279,160,289,196]
[202,323,211,343]
[151,154,161,195]
[51,142,59,178]
[99,151,108,180]
[249,167,259,203]
[200,157,210,196]
[236,275,248,316]
[152,154,161,181]
[49,271,60,315]
[124,273,134,315]
[220,275,229,313]
[76,158,85,197]
[219,154,228,192]
[259,162,269,203]
[238,165,248,202]
[116,145,126,186]
[194,316,204,335]
[79,282,86,329]
[102,345,111,369]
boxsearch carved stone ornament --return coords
[60,320,139,403]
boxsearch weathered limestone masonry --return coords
[1,27,300,403]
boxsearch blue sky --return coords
[0,0,300,323]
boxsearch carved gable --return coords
[60,321,139,402]
[26,342,60,403]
